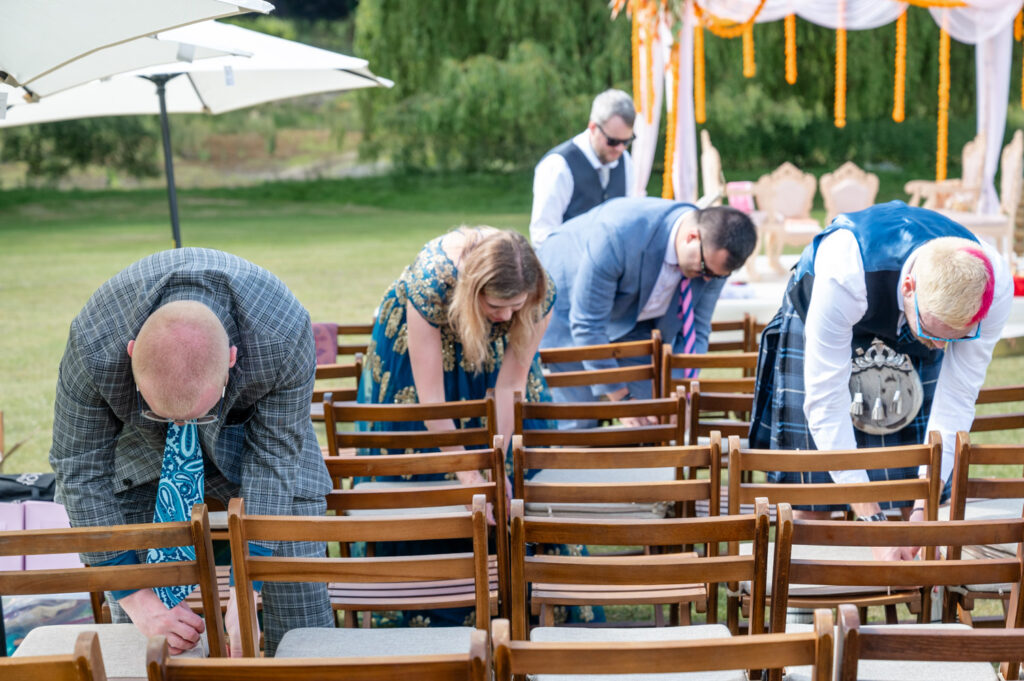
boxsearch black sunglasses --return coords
[137,385,226,425]
[697,232,729,280]
[596,123,635,148]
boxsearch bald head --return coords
[129,301,232,421]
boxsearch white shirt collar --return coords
[572,129,620,172]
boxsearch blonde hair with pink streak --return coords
[914,237,994,329]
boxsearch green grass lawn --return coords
[1,171,1022,473]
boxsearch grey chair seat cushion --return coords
[525,467,676,518]
[14,623,208,680]
[782,622,997,681]
[740,542,909,597]
[275,625,475,657]
[346,480,468,516]
[528,625,744,680]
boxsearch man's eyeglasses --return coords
[596,123,635,148]
[697,231,729,280]
[913,288,980,343]
[137,385,226,425]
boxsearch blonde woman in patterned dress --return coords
[358,226,555,489]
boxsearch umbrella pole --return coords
[148,75,182,248]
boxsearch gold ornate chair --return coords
[819,161,879,224]
[753,162,820,275]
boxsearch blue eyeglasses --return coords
[137,385,226,425]
[913,290,981,344]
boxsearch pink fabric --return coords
[0,503,25,570]
[725,181,756,214]
[963,247,995,324]
[23,501,83,571]
[312,322,338,366]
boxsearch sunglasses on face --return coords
[137,385,226,425]
[596,123,635,148]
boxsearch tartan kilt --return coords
[748,292,945,512]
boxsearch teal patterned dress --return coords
[357,233,605,627]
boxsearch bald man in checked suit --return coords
[50,247,333,656]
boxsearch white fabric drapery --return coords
[638,0,1024,215]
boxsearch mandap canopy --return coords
[619,0,1023,214]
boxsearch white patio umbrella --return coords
[0,21,393,248]
[0,0,272,89]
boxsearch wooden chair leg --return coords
[858,606,869,624]
[654,603,665,627]
[540,604,555,627]
[884,604,898,624]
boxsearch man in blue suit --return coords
[538,197,757,426]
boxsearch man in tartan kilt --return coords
[749,201,1012,558]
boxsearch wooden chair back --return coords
[146,630,488,681]
[971,385,1024,434]
[687,381,755,447]
[493,609,834,681]
[779,513,1024,680]
[2,631,107,681]
[745,315,767,352]
[999,129,1024,219]
[335,322,374,358]
[539,330,662,399]
[660,348,758,398]
[950,431,1024,523]
[819,161,879,224]
[836,603,1024,681]
[707,317,746,352]
[700,129,726,206]
[321,395,506,618]
[324,395,495,456]
[0,505,224,657]
[310,354,362,422]
[513,391,684,448]
[508,497,778,640]
[228,495,491,657]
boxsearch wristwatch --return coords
[854,512,888,522]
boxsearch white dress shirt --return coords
[529,130,638,245]
[802,229,1013,485]
[637,214,685,321]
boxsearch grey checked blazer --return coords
[50,248,331,561]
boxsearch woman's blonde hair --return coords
[448,228,547,372]
[914,237,994,329]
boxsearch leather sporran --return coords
[848,338,923,435]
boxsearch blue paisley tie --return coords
[146,422,204,609]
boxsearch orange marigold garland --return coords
[662,41,680,199]
[893,10,906,123]
[1015,9,1023,42]
[784,13,797,85]
[743,23,756,78]
[644,15,655,123]
[834,27,847,128]
[695,15,707,125]
[937,23,951,181]
[696,0,767,39]
[904,0,967,7]
[631,7,642,117]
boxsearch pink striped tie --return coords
[677,278,697,378]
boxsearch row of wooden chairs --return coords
[6,495,1024,680]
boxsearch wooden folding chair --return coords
[835,604,1024,681]
[726,434,942,632]
[493,609,833,681]
[1,505,223,677]
[1,631,107,681]
[540,330,662,400]
[971,385,1024,435]
[660,349,758,399]
[508,498,782,670]
[322,396,506,623]
[777,512,1024,681]
[942,431,1024,625]
[511,433,723,625]
[310,354,362,423]
[707,317,747,353]
[334,323,374,358]
[146,629,488,681]
[686,380,755,448]
[228,495,490,658]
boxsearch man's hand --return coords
[607,387,658,428]
[225,587,260,657]
[118,588,204,655]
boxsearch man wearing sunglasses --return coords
[50,248,334,656]
[750,201,1012,556]
[529,89,641,246]
[539,198,757,427]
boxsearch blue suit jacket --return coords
[538,197,727,394]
